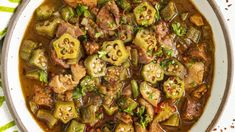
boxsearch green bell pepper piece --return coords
[80,105,97,125]
[29,49,48,70]
[35,18,62,37]
[84,54,107,77]
[116,0,131,11]
[162,113,180,127]
[186,26,201,43]
[25,70,48,83]
[139,82,160,107]
[160,1,178,22]
[130,49,138,67]
[101,40,129,66]
[37,109,58,129]
[103,105,118,116]
[141,63,164,84]
[67,120,85,132]
[117,96,138,115]
[134,2,156,26]
[163,76,184,99]
[20,40,37,61]
[53,101,78,124]
[131,80,139,98]
[154,101,176,122]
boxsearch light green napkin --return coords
[0,0,20,131]
[0,0,21,40]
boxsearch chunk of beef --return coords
[83,41,100,55]
[49,74,78,94]
[51,49,70,68]
[97,1,120,30]
[81,18,103,39]
[191,84,208,99]
[80,0,97,8]
[71,63,86,83]
[56,22,84,38]
[155,21,169,39]
[56,90,73,101]
[115,112,133,124]
[32,85,53,107]
[138,47,154,64]
[182,97,202,121]
[185,62,205,89]
[63,0,77,8]
[189,43,209,62]
[159,34,178,57]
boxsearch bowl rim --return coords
[1,0,233,131]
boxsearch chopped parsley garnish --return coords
[172,22,186,36]
[98,51,107,58]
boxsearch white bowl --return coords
[1,0,233,131]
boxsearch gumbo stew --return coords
[19,0,214,131]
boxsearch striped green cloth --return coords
[0,0,21,39]
[0,0,20,131]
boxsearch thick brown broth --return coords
[19,0,214,131]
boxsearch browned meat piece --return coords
[191,84,208,99]
[159,34,178,57]
[83,41,100,55]
[97,1,120,30]
[155,21,169,39]
[71,63,86,83]
[80,0,97,8]
[32,85,53,107]
[56,22,84,38]
[116,112,133,124]
[51,49,70,68]
[122,85,132,97]
[63,0,78,8]
[81,18,104,39]
[185,62,205,89]
[49,74,78,94]
[56,90,73,101]
[189,43,210,62]
[149,121,164,132]
[182,97,202,121]
[138,48,154,64]
[190,14,204,27]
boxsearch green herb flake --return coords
[155,3,161,21]
[171,22,186,37]
[95,32,103,38]
[98,51,107,58]
[39,71,48,83]
[72,87,86,99]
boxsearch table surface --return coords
[0,0,235,132]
